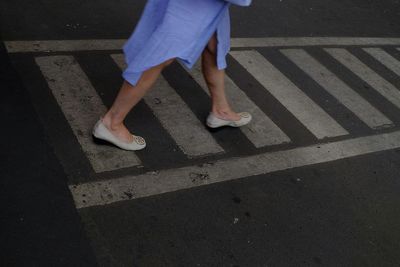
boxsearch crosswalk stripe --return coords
[181,60,291,147]
[70,129,400,208]
[111,54,224,157]
[35,56,142,172]
[281,49,393,129]
[325,48,400,109]
[230,50,348,139]
[230,37,400,48]
[5,38,400,53]
[363,48,400,77]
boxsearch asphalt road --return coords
[1,0,400,266]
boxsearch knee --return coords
[205,41,217,57]
[205,32,218,55]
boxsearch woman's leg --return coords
[201,32,241,121]
[101,58,175,143]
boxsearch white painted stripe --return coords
[35,56,142,172]
[70,130,400,208]
[230,50,348,139]
[5,39,126,53]
[111,54,224,157]
[325,48,400,109]
[363,48,400,77]
[5,37,400,53]
[181,60,291,147]
[281,49,393,129]
[230,37,400,48]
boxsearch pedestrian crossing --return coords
[35,55,142,173]
[230,50,349,139]
[325,48,400,109]
[11,41,400,176]
[363,48,400,77]
[111,54,225,157]
[280,49,393,129]
[180,60,291,147]
[71,130,400,208]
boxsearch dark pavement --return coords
[1,0,400,266]
[0,41,97,266]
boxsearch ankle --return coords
[101,114,124,131]
[211,107,232,116]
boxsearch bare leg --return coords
[201,32,241,121]
[101,58,175,143]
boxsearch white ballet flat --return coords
[206,112,252,128]
[92,118,146,151]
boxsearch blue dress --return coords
[122,0,231,86]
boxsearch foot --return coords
[206,110,252,128]
[92,117,146,151]
[210,109,242,121]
